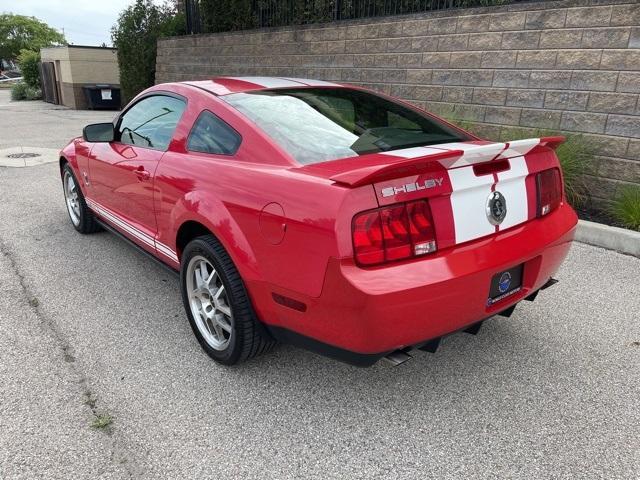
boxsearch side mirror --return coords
[83,123,115,142]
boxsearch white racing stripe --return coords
[86,199,155,247]
[281,78,341,87]
[156,242,179,262]
[447,167,496,244]
[228,77,304,89]
[446,141,541,243]
[378,139,543,169]
[184,80,231,95]
[437,142,506,168]
[494,156,530,231]
[86,198,179,263]
[497,138,540,159]
[379,146,450,158]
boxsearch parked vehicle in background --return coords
[59,77,578,366]
[0,71,22,83]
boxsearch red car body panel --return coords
[61,77,577,365]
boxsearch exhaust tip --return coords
[383,349,412,366]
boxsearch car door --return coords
[88,94,186,249]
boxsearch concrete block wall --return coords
[156,0,640,207]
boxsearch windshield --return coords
[223,88,470,165]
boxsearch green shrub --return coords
[610,185,640,231]
[552,134,594,208]
[24,85,41,100]
[10,81,41,101]
[17,49,41,89]
[10,82,27,100]
[111,0,185,103]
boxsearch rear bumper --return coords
[265,203,578,365]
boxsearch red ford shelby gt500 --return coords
[60,77,577,366]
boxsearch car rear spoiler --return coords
[295,136,565,188]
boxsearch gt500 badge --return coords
[381,178,444,198]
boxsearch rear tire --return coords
[61,163,101,234]
[180,235,275,365]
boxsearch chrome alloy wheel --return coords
[63,170,81,226]
[186,256,233,351]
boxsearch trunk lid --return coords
[294,137,564,248]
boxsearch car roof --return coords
[180,76,344,96]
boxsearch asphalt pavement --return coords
[0,89,638,479]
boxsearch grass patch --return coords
[549,134,593,208]
[91,413,113,429]
[609,185,640,231]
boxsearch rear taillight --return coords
[536,168,562,217]
[352,200,436,267]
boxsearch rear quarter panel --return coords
[154,85,378,319]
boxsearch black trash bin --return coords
[82,84,121,110]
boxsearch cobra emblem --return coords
[486,191,507,225]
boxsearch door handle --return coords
[134,166,150,180]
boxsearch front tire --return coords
[61,164,100,234]
[180,235,275,365]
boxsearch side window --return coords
[187,110,241,155]
[118,95,186,151]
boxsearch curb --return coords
[575,220,640,258]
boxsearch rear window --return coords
[223,87,470,165]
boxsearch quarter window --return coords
[187,110,241,155]
[118,95,186,151]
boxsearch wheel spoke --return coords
[194,262,207,287]
[213,284,225,301]
[216,303,231,318]
[215,314,232,333]
[212,322,226,340]
[191,285,207,298]
[205,270,218,287]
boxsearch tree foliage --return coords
[198,0,514,32]
[0,14,65,62]
[17,49,40,88]
[111,0,185,103]
[201,0,256,33]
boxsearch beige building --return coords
[40,45,121,109]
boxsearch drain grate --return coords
[7,152,41,159]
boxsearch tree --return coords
[0,14,66,63]
[200,0,255,33]
[111,0,185,103]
